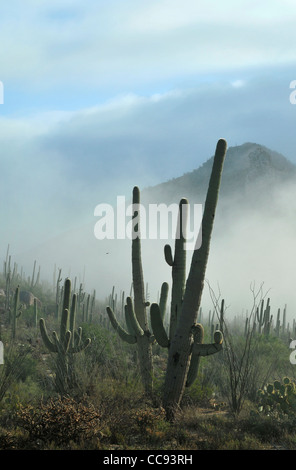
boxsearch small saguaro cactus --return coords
[33,297,38,332]
[40,278,91,394]
[11,285,22,339]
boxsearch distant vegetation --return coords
[1,250,296,449]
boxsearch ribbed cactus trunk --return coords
[163,139,227,419]
[132,186,153,396]
[164,198,188,341]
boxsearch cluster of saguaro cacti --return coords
[81,290,96,323]
[242,299,289,340]
[3,246,19,315]
[39,278,91,394]
[255,298,272,335]
[107,139,226,413]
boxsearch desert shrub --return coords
[80,323,138,382]
[16,395,101,446]
[182,370,215,407]
[239,411,294,442]
[0,343,33,405]
[205,329,292,415]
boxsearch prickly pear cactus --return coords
[257,377,296,415]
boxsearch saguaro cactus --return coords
[106,186,156,396]
[150,198,187,348]
[256,298,272,336]
[151,197,223,388]
[162,138,227,419]
[40,278,91,394]
[11,285,22,339]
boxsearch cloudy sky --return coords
[1,1,296,311]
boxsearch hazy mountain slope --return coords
[140,142,296,319]
[142,142,296,207]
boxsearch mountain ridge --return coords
[142,142,296,207]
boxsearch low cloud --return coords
[0,71,295,324]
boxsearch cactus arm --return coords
[126,297,144,337]
[53,330,71,354]
[150,303,170,348]
[159,282,169,321]
[131,186,148,331]
[106,305,137,344]
[186,326,223,387]
[164,245,174,266]
[124,304,136,335]
[70,294,77,341]
[186,323,204,387]
[70,326,91,352]
[62,278,71,315]
[72,337,91,353]
[60,308,70,348]
[71,331,91,352]
[72,326,82,348]
[194,336,223,356]
[39,318,58,353]
[167,198,188,341]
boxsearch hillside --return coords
[139,142,296,318]
[142,142,296,207]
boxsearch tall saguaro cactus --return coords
[151,196,223,388]
[40,278,91,394]
[150,198,188,348]
[131,186,154,394]
[107,186,158,396]
[162,138,227,419]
